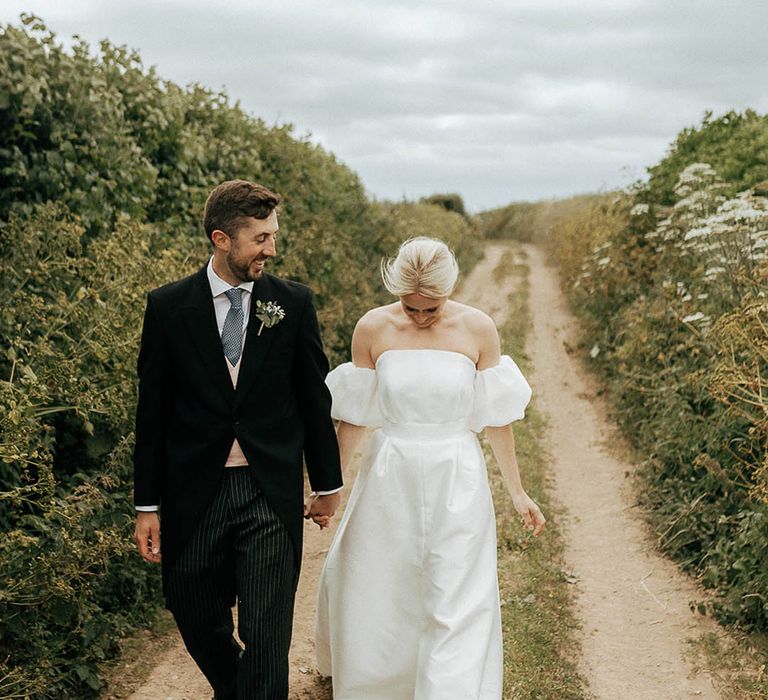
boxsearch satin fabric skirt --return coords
[315,424,503,700]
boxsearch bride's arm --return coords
[474,310,544,535]
[339,308,378,473]
[485,425,545,536]
[337,420,370,476]
[335,312,377,475]
[305,420,366,528]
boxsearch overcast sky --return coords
[3,1,767,212]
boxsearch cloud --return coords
[2,0,767,210]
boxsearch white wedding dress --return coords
[315,349,532,700]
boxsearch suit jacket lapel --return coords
[234,273,279,409]
[181,266,236,404]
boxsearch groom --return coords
[133,180,343,699]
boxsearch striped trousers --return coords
[165,468,297,700]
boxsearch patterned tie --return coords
[221,288,244,366]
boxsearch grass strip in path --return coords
[483,247,588,700]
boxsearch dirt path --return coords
[456,243,517,322]
[524,243,720,699]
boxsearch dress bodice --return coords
[326,348,531,433]
[377,349,476,425]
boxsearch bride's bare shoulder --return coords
[449,301,496,335]
[449,302,500,368]
[355,303,399,333]
[351,304,399,367]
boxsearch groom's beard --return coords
[228,251,267,283]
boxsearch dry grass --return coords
[100,611,177,699]
[686,630,768,699]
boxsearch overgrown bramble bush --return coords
[0,16,481,698]
[558,160,768,630]
[0,21,157,236]
[645,110,768,206]
[711,296,768,506]
[0,204,199,697]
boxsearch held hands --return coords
[512,492,546,537]
[135,511,162,563]
[304,492,341,530]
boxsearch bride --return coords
[313,236,545,699]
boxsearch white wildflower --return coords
[684,223,724,241]
[715,195,766,221]
[676,163,719,186]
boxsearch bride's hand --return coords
[304,492,341,529]
[512,492,545,536]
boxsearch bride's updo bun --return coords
[381,237,459,299]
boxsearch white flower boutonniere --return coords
[254,300,285,336]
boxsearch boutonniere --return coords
[254,300,285,336]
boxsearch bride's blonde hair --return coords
[381,237,459,298]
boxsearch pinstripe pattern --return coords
[166,468,296,699]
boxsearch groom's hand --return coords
[304,492,341,530]
[135,512,162,563]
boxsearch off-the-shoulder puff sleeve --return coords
[325,362,383,428]
[469,355,532,432]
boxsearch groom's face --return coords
[226,210,279,282]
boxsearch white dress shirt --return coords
[207,256,253,354]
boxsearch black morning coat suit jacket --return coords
[133,265,343,588]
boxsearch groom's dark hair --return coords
[203,180,281,241]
